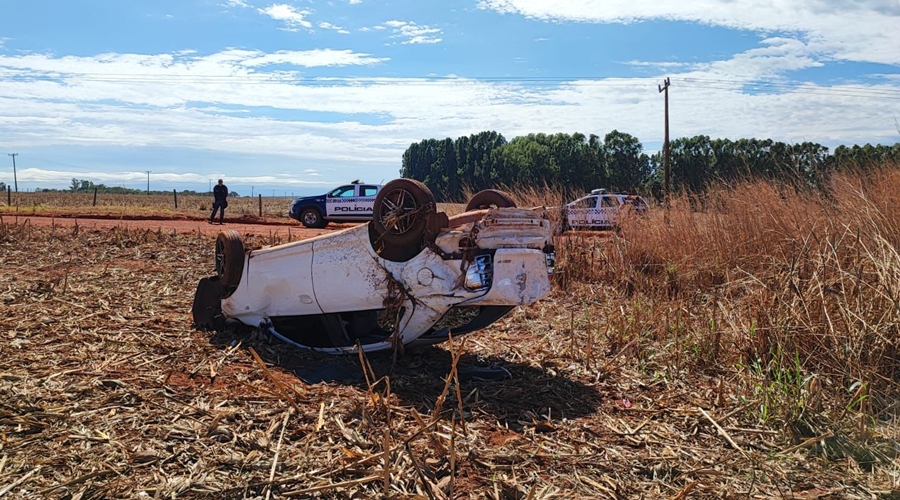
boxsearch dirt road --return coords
[0,213,354,239]
[2,213,614,243]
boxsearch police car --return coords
[193,181,556,354]
[289,181,382,228]
[563,189,648,230]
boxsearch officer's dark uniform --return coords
[210,182,229,224]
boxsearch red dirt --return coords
[0,213,359,238]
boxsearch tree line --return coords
[400,131,900,200]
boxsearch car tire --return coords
[465,189,517,211]
[370,178,435,259]
[215,230,245,288]
[300,207,327,228]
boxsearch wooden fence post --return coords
[173,189,178,209]
[258,194,263,217]
[92,187,98,207]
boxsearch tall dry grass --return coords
[513,168,900,441]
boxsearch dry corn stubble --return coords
[1,170,899,498]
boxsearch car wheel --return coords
[215,230,245,288]
[371,178,435,258]
[300,207,326,228]
[465,189,517,211]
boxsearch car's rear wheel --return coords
[370,178,435,260]
[300,207,327,228]
[465,189,517,211]
[215,230,245,288]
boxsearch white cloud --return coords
[0,48,898,186]
[382,20,443,44]
[15,168,334,187]
[318,21,350,35]
[477,0,900,66]
[258,4,313,31]
[348,0,362,4]
[0,49,386,79]
[239,49,387,67]
[221,0,249,8]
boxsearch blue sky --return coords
[1,0,899,196]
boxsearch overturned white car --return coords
[192,181,555,353]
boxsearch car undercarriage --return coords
[192,181,554,353]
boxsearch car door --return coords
[595,195,621,227]
[354,185,379,220]
[325,185,358,219]
[311,227,388,313]
[565,195,597,229]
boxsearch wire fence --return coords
[0,189,294,219]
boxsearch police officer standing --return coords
[209,178,229,224]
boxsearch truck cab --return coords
[289,181,382,228]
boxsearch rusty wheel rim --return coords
[378,188,419,235]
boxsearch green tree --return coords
[670,135,715,192]
[604,130,649,192]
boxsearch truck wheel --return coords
[215,230,245,288]
[300,208,327,228]
[465,189,516,211]
[371,179,435,259]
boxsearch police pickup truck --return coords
[289,181,382,228]
[563,188,648,230]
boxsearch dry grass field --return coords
[0,192,295,220]
[1,169,900,499]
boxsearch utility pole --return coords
[145,171,151,194]
[8,153,18,193]
[658,77,671,204]
[209,179,212,193]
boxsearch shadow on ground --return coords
[209,326,604,425]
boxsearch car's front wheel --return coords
[370,178,436,260]
[300,207,327,228]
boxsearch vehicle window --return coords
[329,186,356,198]
[600,196,620,208]
[570,196,597,209]
[361,185,379,197]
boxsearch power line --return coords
[2,72,898,100]
[0,73,647,85]
[679,77,900,99]
[25,156,96,170]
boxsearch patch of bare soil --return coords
[0,221,894,499]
